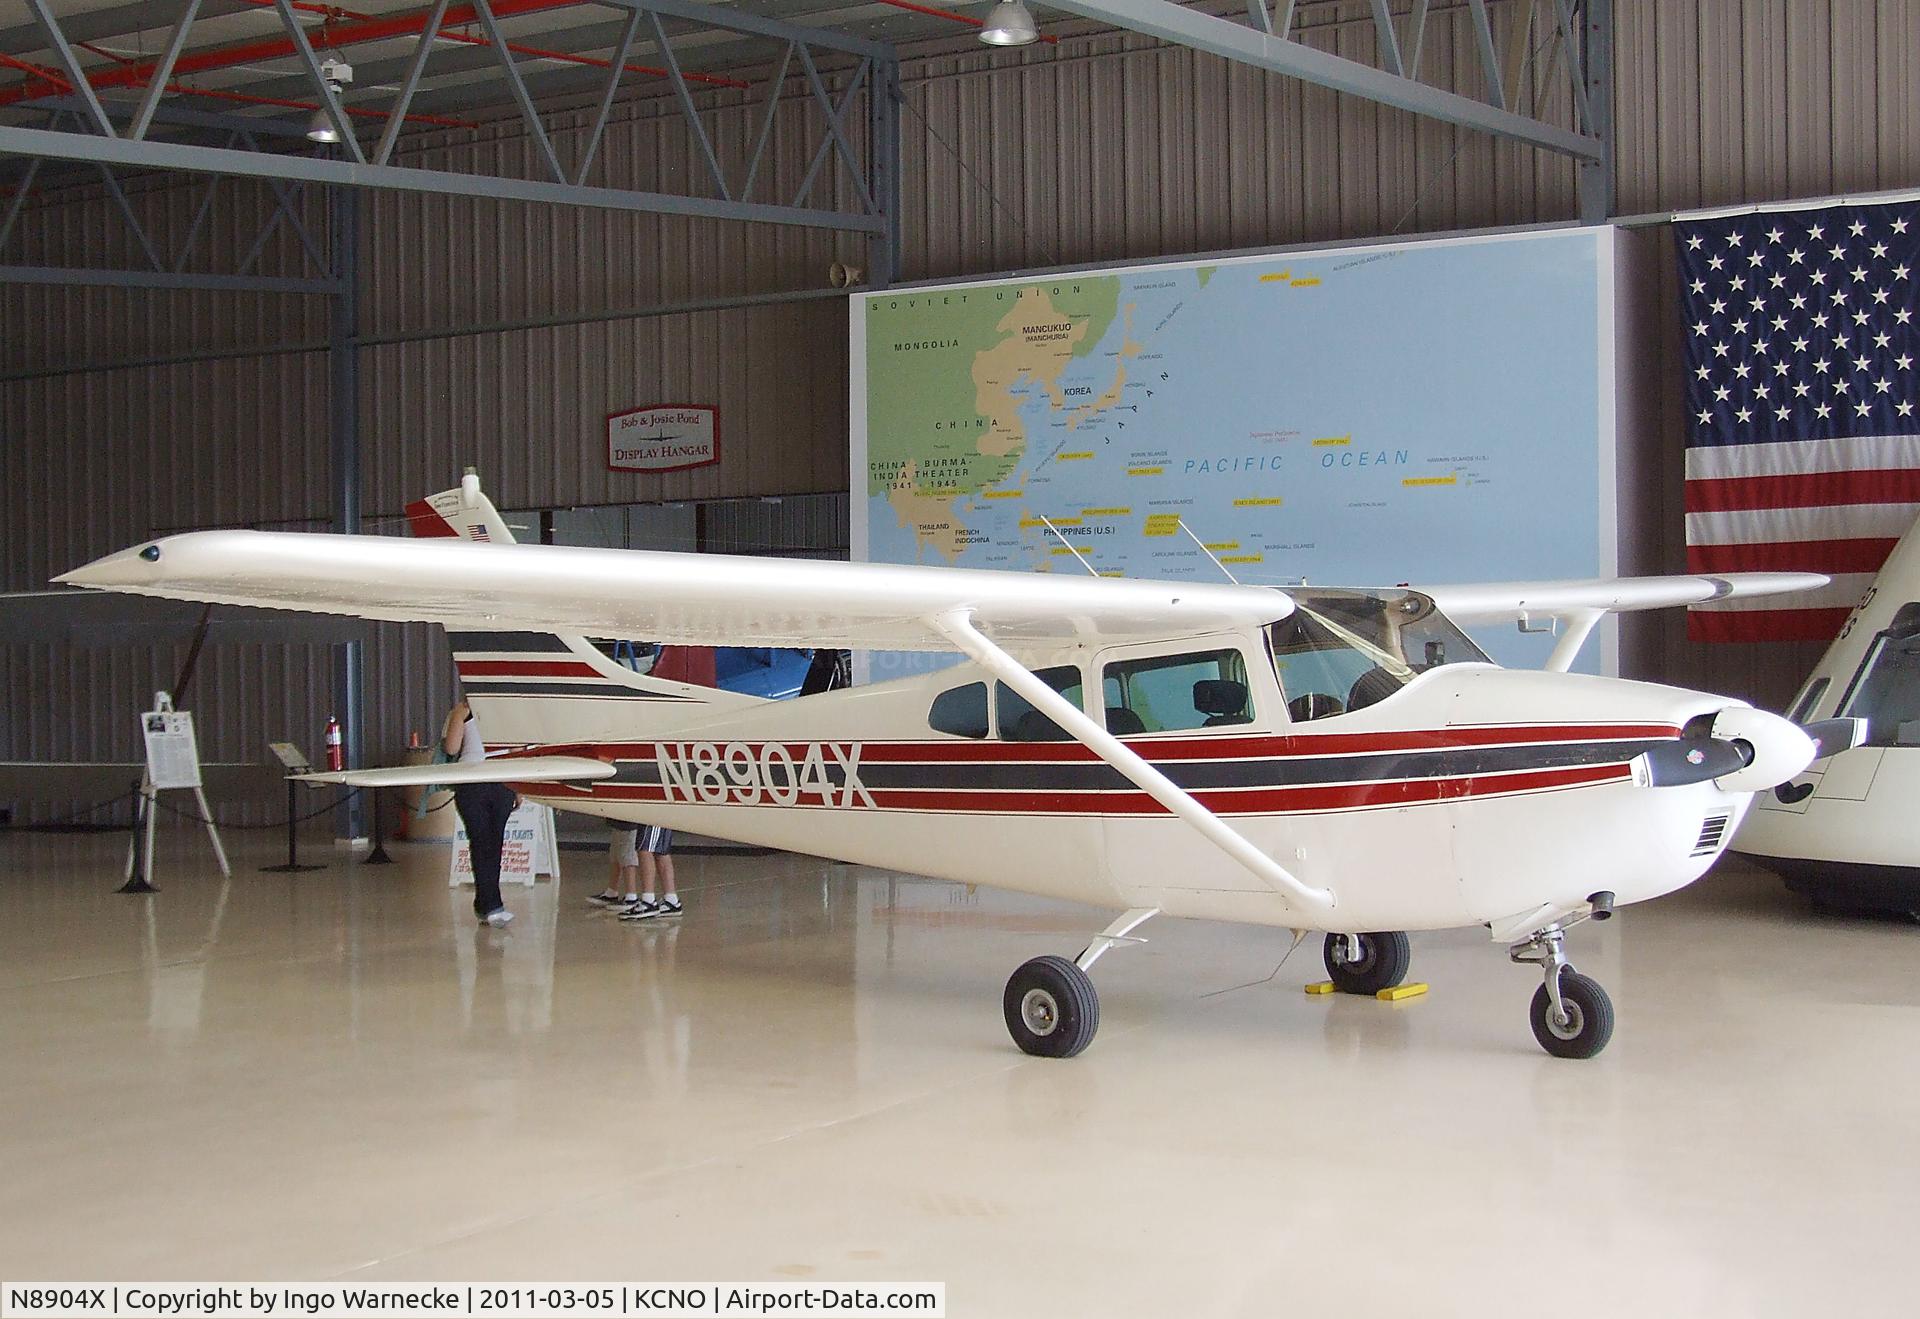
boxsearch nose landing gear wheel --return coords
[1529,970,1614,1059]
[1322,930,1411,995]
[1004,955,1100,1058]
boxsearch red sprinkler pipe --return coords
[230,1,751,90]
[63,37,477,130]
[0,0,746,107]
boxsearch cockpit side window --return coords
[1839,606,1920,747]
[995,665,1085,742]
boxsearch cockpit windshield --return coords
[1267,588,1488,722]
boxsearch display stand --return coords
[449,801,561,888]
[120,692,230,894]
[362,786,395,866]
[260,741,324,874]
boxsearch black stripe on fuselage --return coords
[464,681,688,700]
[607,738,1667,791]
[449,631,576,654]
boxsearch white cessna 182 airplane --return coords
[59,475,1852,1061]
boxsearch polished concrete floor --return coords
[2,826,1917,1315]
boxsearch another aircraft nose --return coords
[52,542,166,589]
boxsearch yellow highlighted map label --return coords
[1403,475,1459,487]
[1127,466,1165,476]
[982,489,1023,500]
[1143,526,1179,538]
[1290,277,1321,287]
[1311,435,1351,447]
[1082,507,1132,517]
[1203,541,1240,551]
[1219,554,1265,565]
[1258,270,1293,283]
[1233,497,1284,508]
[1049,546,1083,557]
[1059,451,1094,461]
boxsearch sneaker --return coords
[587,890,627,906]
[656,897,683,917]
[618,899,662,921]
[483,909,515,927]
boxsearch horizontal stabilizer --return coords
[294,756,615,788]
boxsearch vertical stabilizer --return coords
[408,474,761,747]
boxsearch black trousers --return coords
[455,782,517,916]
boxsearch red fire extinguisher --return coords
[324,715,344,771]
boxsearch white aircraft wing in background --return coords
[1421,572,1830,671]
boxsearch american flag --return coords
[1679,198,1920,642]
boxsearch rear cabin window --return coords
[995,666,1085,742]
[1102,649,1252,734]
[928,682,989,739]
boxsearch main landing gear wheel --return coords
[1004,955,1100,1059]
[1322,930,1411,995]
[1529,971,1614,1060]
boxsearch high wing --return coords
[55,529,1295,652]
[1422,572,1829,672]
[1422,572,1829,622]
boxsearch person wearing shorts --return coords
[589,821,640,907]
[618,825,681,920]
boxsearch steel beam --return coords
[867,59,902,289]
[0,265,334,292]
[1576,0,1612,222]
[572,6,643,186]
[793,51,874,213]
[470,0,566,183]
[648,8,730,200]
[0,125,888,233]
[26,0,114,137]
[328,180,364,841]
[373,0,449,168]
[130,0,204,141]
[1367,0,1403,78]
[1043,0,1596,158]
[738,41,796,203]
[0,155,40,253]
[1465,0,1507,111]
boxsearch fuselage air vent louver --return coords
[1692,812,1732,857]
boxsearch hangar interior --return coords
[4,1,1919,1311]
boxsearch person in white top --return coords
[442,699,515,927]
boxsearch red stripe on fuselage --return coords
[456,660,604,678]
[557,724,1680,766]
[563,763,1631,816]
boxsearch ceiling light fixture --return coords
[306,56,353,145]
[978,0,1039,46]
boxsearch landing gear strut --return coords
[1322,930,1411,995]
[1509,907,1615,1060]
[1003,908,1156,1059]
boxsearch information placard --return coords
[141,709,203,790]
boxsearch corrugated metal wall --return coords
[5,0,1919,815]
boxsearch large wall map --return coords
[850,228,1616,669]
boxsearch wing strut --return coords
[929,608,1335,915]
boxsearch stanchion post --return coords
[260,777,324,874]
[363,786,394,866]
[117,776,159,894]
